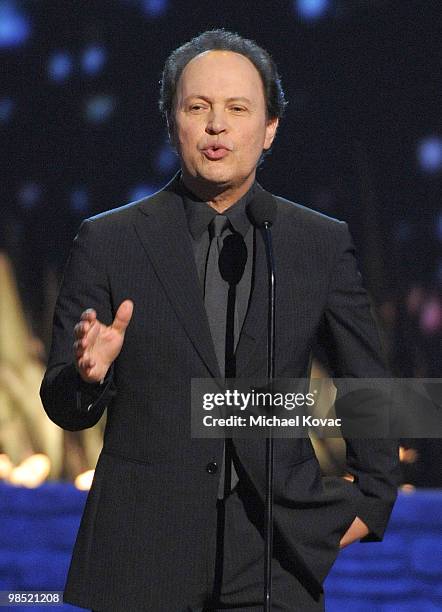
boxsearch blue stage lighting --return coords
[0,0,31,48]
[84,95,116,123]
[48,51,73,83]
[295,0,330,21]
[0,97,13,122]
[142,0,168,18]
[70,188,89,214]
[81,44,107,76]
[417,136,442,173]
[156,143,178,173]
[18,183,41,210]
[129,184,158,201]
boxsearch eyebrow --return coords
[183,96,253,105]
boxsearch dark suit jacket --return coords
[40,177,400,611]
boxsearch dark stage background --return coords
[0,0,441,486]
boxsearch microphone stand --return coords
[263,221,276,612]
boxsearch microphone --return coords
[219,233,247,379]
[219,233,247,286]
[246,193,277,376]
[248,190,277,612]
[247,192,277,228]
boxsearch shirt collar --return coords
[180,178,256,240]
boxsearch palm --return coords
[85,322,124,379]
[74,300,133,383]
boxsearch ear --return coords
[263,117,279,150]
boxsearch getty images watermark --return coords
[191,378,442,439]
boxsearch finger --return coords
[73,340,85,358]
[75,324,99,360]
[78,356,96,371]
[74,321,90,338]
[111,299,134,334]
[80,308,97,322]
[74,333,90,350]
[86,320,100,345]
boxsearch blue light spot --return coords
[18,182,41,210]
[129,184,158,201]
[0,97,13,122]
[295,0,330,21]
[48,51,73,83]
[70,188,89,214]
[417,136,442,173]
[142,0,168,17]
[156,143,178,173]
[84,95,116,123]
[0,1,31,48]
[81,44,107,76]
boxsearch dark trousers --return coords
[93,479,324,612]
[194,478,324,612]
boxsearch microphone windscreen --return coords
[219,233,248,286]
[247,192,277,228]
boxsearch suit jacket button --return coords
[206,461,218,474]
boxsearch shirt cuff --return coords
[76,366,114,412]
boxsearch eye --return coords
[189,103,207,112]
[230,105,247,113]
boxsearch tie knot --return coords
[210,215,229,239]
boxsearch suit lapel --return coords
[236,189,284,377]
[134,182,221,379]
[235,210,272,377]
[133,179,279,380]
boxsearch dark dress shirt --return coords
[180,180,257,498]
[181,180,256,352]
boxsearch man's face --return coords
[171,50,278,192]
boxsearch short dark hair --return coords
[159,29,287,121]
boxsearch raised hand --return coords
[73,300,134,383]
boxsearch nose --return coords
[205,107,228,135]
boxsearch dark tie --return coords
[204,215,229,374]
[204,215,239,498]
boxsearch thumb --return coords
[112,299,134,334]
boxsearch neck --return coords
[180,171,255,213]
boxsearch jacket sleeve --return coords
[317,221,401,542]
[40,219,117,431]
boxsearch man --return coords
[41,30,400,611]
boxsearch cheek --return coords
[240,121,266,144]
[238,130,266,157]
[177,127,199,152]
[176,132,192,156]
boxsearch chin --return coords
[197,167,237,187]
